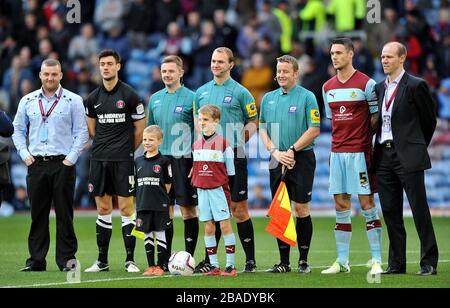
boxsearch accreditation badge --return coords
[382,115,391,132]
[39,124,48,142]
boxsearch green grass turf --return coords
[0,214,449,288]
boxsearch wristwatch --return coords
[289,145,297,153]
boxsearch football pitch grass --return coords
[1,214,449,288]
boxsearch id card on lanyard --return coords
[39,87,63,142]
[382,82,400,133]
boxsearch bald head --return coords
[381,41,407,79]
[384,42,407,57]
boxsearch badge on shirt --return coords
[382,115,391,131]
[153,165,161,173]
[289,106,297,113]
[39,124,48,142]
[174,106,183,113]
[310,109,320,124]
[223,96,233,104]
[136,103,144,114]
[116,100,125,109]
[246,102,257,118]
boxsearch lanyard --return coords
[38,87,63,121]
[384,81,400,112]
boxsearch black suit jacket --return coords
[373,73,437,173]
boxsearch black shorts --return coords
[269,149,316,204]
[88,160,135,197]
[135,210,170,233]
[166,155,197,206]
[228,147,248,202]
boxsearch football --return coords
[168,251,195,276]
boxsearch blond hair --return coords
[143,125,163,140]
[214,47,234,63]
[161,55,183,68]
[276,55,299,71]
[199,104,221,120]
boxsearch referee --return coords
[259,55,320,274]
[193,47,258,273]
[84,49,146,273]
[147,55,199,263]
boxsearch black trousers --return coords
[375,145,438,270]
[26,159,77,270]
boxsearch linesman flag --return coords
[265,175,297,247]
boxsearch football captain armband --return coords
[310,109,320,124]
[246,102,257,118]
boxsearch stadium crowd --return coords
[0,0,449,212]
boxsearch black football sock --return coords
[96,214,112,264]
[165,219,174,257]
[144,233,155,267]
[121,216,136,262]
[237,219,256,262]
[156,231,168,267]
[277,238,291,265]
[296,216,313,263]
[184,217,199,256]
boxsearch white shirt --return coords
[379,70,405,144]
[12,85,89,164]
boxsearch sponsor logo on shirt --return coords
[289,106,297,113]
[223,96,233,104]
[310,109,320,124]
[329,92,336,98]
[336,106,353,121]
[246,102,257,118]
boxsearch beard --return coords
[43,82,59,94]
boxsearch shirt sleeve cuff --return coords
[65,152,78,165]
[19,149,31,161]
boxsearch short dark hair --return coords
[331,37,355,52]
[98,49,121,63]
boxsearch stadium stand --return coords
[0,0,448,215]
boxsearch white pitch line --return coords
[4,250,449,256]
[3,260,450,289]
